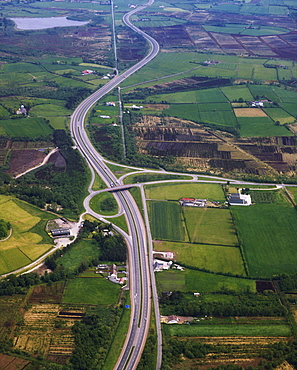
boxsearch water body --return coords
[10,16,89,30]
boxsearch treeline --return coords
[0,86,92,110]
[159,291,286,317]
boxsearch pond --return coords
[10,16,89,30]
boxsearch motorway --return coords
[70,1,160,369]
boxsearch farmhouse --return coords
[180,198,206,207]
[153,259,172,272]
[81,69,94,75]
[250,101,264,107]
[167,315,180,324]
[16,105,27,115]
[228,193,252,206]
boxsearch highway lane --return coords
[70,1,160,368]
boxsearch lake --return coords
[10,16,89,30]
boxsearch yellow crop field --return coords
[0,195,53,275]
[234,108,268,117]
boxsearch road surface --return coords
[70,0,160,368]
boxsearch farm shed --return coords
[228,193,251,206]
[50,228,70,237]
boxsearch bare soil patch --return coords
[234,108,267,117]
[7,149,46,176]
[0,353,30,370]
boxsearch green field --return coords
[238,117,291,137]
[149,201,187,242]
[0,117,53,137]
[163,323,292,337]
[30,103,72,117]
[184,207,238,246]
[264,108,295,125]
[221,85,254,101]
[90,192,118,216]
[123,172,191,184]
[62,277,121,305]
[145,88,228,104]
[154,241,245,275]
[203,24,288,36]
[199,110,237,127]
[145,183,225,202]
[0,195,53,275]
[280,103,297,117]
[156,269,256,293]
[57,239,99,273]
[165,104,199,122]
[232,204,297,277]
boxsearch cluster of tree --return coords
[0,219,10,239]
[0,272,41,296]
[94,233,127,262]
[71,307,121,370]
[159,291,286,317]
[161,338,214,369]
[278,273,297,292]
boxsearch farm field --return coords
[155,269,256,293]
[0,195,53,275]
[163,323,292,337]
[184,207,238,246]
[154,240,245,275]
[232,204,297,278]
[145,183,225,202]
[264,108,295,125]
[238,117,291,137]
[148,201,187,242]
[62,277,121,305]
[0,117,53,138]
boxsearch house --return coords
[167,315,180,324]
[228,192,251,206]
[153,259,172,272]
[16,105,27,115]
[105,102,116,106]
[251,101,264,107]
[81,69,94,75]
